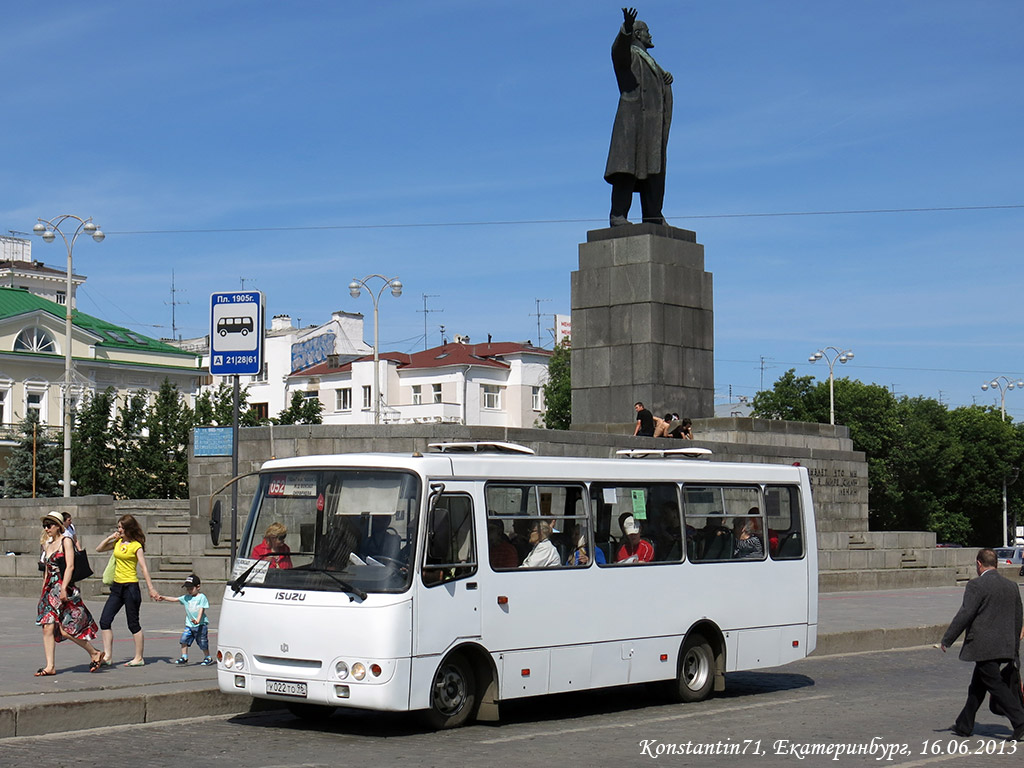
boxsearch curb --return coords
[0,682,252,739]
[812,624,946,657]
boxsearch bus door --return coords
[414,485,481,656]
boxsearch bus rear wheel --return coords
[673,632,714,703]
[425,653,477,729]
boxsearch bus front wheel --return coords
[425,653,477,729]
[673,632,714,703]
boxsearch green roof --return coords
[0,286,198,359]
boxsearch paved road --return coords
[3,645,1022,768]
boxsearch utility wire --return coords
[99,204,1024,236]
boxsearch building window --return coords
[26,391,44,422]
[0,388,7,425]
[252,402,269,420]
[433,383,442,403]
[532,386,542,411]
[482,384,502,410]
[412,385,422,405]
[14,328,57,354]
[254,363,268,382]
[336,388,352,412]
[55,291,66,305]
[362,385,372,410]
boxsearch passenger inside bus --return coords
[520,521,561,568]
[695,517,732,560]
[655,502,683,561]
[732,512,764,559]
[565,522,605,566]
[508,519,533,564]
[250,522,293,569]
[615,516,654,564]
[487,519,519,569]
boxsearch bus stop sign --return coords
[210,291,264,375]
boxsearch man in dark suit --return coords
[941,548,1024,739]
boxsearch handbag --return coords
[53,541,94,585]
[102,552,117,586]
[70,547,94,584]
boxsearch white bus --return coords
[213,442,817,727]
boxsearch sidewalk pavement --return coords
[0,584,982,738]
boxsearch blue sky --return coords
[3,1,1023,419]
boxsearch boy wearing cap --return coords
[616,515,655,564]
[155,574,212,665]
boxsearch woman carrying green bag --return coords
[95,515,158,667]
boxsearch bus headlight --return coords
[233,652,245,671]
[335,661,349,680]
[224,652,235,669]
[351,662,366,681]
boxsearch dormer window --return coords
[14,327,57,354]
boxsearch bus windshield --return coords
[236,469,421,594]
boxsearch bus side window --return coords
[423,494,477,587]
[765,485,804,559]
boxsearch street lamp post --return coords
[981,376,1024,547]
[809,347,854,426]
[349,275,403,425]
[32,215,105,498]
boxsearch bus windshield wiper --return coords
[306,567,368,601]
[227,552,278,596]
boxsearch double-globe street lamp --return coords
[981,375,1024,547]
[32,215,105,498]
[809,347,854,426]
[349,275,402,425]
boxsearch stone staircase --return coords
[0,496,233,601]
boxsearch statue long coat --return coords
[604,26,673,183]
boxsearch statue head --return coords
[632,20,653,49]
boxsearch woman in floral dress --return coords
[35,511,104,676]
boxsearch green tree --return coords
[274,391,323,425]
[1,412,61,497]
[542,340,571,430]
[754,369,1024,546]
[111,390,150,500]
[751,369,822,422]
[194,380,267,427]
[71,387,116,495]
[141,379,194,499]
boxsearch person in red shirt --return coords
[250,522,293,569]
[616,515,654,563]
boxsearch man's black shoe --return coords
[950,725,972,738]
[1010,724,1024,742]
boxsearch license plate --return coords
[266,679,308,698]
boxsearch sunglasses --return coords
[273,535,286,542]
[43,521,58,529]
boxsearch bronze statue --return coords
[605,7,673,227]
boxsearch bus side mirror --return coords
[210,500,222,546]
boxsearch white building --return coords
[179,311,371,421]
[0,235,85,308]
[289,339,553,427]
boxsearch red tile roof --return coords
[290,341,551,378]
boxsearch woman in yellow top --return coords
[95,515,158,667]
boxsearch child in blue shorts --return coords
[156,573,212,665]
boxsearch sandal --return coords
[89,659,103,672]
[34,668,56,677]
[123,659,145,667]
